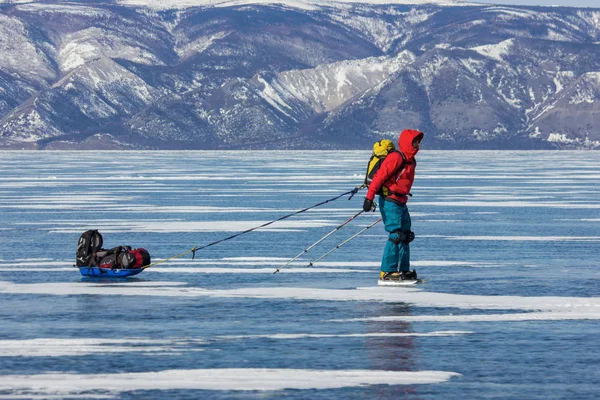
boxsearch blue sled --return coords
[78,266,144,278]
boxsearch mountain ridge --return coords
[0,1,598,149]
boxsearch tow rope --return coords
[142,185,365,269]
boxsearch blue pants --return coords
[379,195,411,273]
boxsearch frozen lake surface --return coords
[0,150,599,399]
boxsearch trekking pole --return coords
[306,218,382,267]
[142,185,365,269]
[273,210,365,274]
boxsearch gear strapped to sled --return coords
[96,246,151,270]
[364,140,407,197]
[76,230,103,267]
[75,230,151,269]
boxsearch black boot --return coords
[400,269,417,280]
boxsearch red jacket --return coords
[366,129,424,204]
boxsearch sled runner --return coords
[377,270,420,286]
[78,266,145,278]
[377,278,422,287]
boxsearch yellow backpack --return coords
[364,140,404,196]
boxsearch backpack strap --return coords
[398,151,407,172]
[113,246,124,269]
[364,154,376,186]
[383,152,413,198]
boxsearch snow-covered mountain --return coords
[0,0,598,149]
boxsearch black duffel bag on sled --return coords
[95,246,151,270]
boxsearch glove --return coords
[363,198,374,212]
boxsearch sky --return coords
[473,0,599,7]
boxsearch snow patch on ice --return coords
[416,200,600,209]
[0,267,74,271]
[0,332,468,358]
[0,368,461,396]
[338,312,600,323]
[220,331,471,340]
[43,219,338,233]
[0,338,205,357]
[424,235,600,242]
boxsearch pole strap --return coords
[307,218,382,267]
[273,209,365,274]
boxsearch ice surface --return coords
[1,151,599,399]
[1,281,598,319]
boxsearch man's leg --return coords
[397,204,412,272]
[380,197,403,273]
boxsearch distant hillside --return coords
[0,0,598,149]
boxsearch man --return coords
[363,129,424,281]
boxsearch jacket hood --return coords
[398,129,424,160]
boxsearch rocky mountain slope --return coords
[0,0,598,149]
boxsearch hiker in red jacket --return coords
[363,129,424,281]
